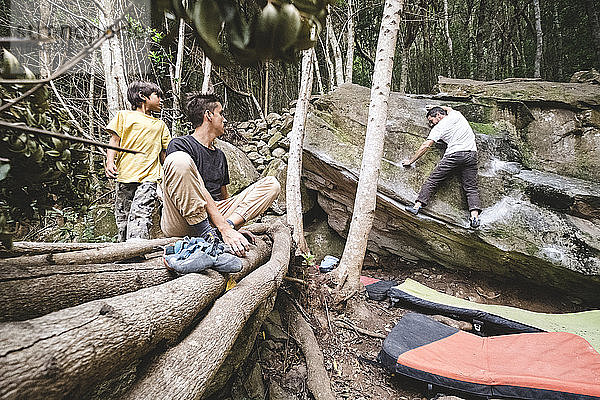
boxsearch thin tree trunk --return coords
[172,18,186,133]
[345,0,355,83]
[313,48,325,95]
[98,0,128,116]
[323,19,336,89]
[332,0,403,301]
[202,54,213,93]
[533,0,543,78]
[122,221,291,400]
[264,61,269,115]
[443,0,454,77]
[551,0,563,79]
[400,44,409,93]
[327,11,345,85]
[286,50,314,254]
[88,52,99,186]
[39,0,51,79]
[584,0,600,68]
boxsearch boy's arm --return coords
[105,133,120,179]
[159,149,166,165]
[220,186,229,200]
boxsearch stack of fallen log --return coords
[0,220,291,400]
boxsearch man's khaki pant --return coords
[161,151,281,237]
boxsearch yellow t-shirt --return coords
[106,110,171,183]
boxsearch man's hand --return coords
[221,226,250,257]
[105,160,118,179]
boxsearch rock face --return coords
[302,82,600,304]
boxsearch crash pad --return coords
[389,278,600,352]
[378,313,600,399]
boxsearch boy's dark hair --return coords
[186,92,222,128]
[127,81,164,110]
[427,106,447,118]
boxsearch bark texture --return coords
[0,237,175,268]
[0,257,172,322]
[287,50,314,254]
[122,221,291,400]
[332,0,402,299]
[0,238,271,400]
[280,296,336,400]
[533,0,543,78]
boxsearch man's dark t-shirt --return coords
[166,135,230,201]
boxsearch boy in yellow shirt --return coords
[105,81,171,241]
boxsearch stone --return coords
[269,380,297,400]
[217,139,259,196]
[247,151,261,161]
[304,219,346,267]
[244,364,265,400]
[272,147,286,158]
[266,112,281,125]
[259,146,271,157]
[302,83,600,304]
[268,132,283,149]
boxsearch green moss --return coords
[469,122,500,136]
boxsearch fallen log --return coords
[204,293,277,397]
[0,241,113,258]
[0,237,176,268]
[122,220,291,400]
[281,295,337,400]
[0,257,171,322]
[0,237,271,400]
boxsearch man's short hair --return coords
[186,92,222,128]
[427,106,447,118]
[127,81,164,110]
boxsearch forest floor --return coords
[249,254,587,400]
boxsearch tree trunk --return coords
[0,236,272,400]
[551,0,563,79]
[400,44,409,93]
[585,0,600,68]
[345,0,355,83]
[39,0,51,79]
[122,221,291,400]
[443,0,454,77]
[202,54,213,93]
[313,48,325,95]
[280,295,336,400]
[0,237,175,268]
[327,11,345,86]
[533,0,543,78]
[204,294,276,397]
[332,0,402,301]
[286,50,314,255]
[172,18,186,134]
[264,62,270,115]
[324,15,336,90]
[0,241,112,258]
[98,0,128,116]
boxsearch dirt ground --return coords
[254,254,588,400]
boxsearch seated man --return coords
[161,93,281,256]
[403,106,481,228]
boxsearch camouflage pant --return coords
[115,182,157,242]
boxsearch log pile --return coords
[0,220,292,400]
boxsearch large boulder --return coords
[217,138,259,196]
[302,82,600,304]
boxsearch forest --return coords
[0,0,599,399]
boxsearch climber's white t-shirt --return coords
[427,110,477,156]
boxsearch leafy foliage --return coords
[155,0,336,65]
[0,50,92,247]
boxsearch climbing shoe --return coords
[470,216,481,229]
[163,235,242,274]
[405,205,420,215]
